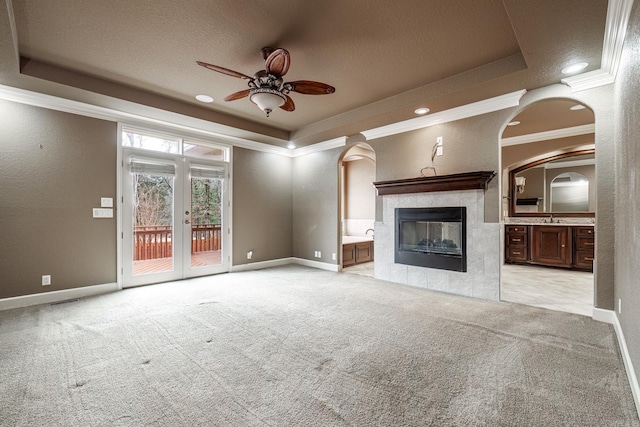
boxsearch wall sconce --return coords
[515,176,526,194]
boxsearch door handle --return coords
[185,211,190,216]
[185,219,190,224]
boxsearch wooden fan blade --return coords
[224,89,251,102]
[196,61,252,80]
[287,80,335,95]
[265,48,290,77]
[280,95,295,112]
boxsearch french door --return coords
[122,149,229,287]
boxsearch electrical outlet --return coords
[332,253,336,261]
[247,250,253,260]
[618,298,622,314]
[42,275,51,286]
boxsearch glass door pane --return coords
[189,176,223,269]
[132,172,175,276]
[122,151,182,287]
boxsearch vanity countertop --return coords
[504,218,594,227]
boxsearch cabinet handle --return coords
[585,257,594,261]
[512,238,521,242]
[585,242,594,246]
[561,244,565,248]
[513,251,521,255]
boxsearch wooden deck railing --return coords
[191,224,222,253]
[134,224,221,261]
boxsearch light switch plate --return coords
[101,197,113,208]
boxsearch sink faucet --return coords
[365,228,374,237]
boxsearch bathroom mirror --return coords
[509,149,595,217]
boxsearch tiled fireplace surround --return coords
[374,189,500,300]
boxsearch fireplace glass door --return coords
[399,221,462,256]
[395,207,466,272]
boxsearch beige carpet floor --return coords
[0,265,638,426]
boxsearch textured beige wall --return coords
[344,159,375,220]
[0,100,117,299]
[292,148,343,264]
[370,113,510,223]
[232,148,293,265]
[613,0,640,390]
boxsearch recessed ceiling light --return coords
[287,142,296,150]
[414,107,430,115]
[570,104,586,111]
[196,94,214,103]
[561,62,588,75]
[507,121,521,126]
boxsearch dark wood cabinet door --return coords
[530,226,572,267]
[355,242,373,263]
[342,243,356,267]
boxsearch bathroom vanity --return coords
[342,236,374,267]
[505,223,594,271]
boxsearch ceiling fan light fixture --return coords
[561,62,588,75]
[250,88,286,116]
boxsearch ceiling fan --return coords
[197,47,335,117]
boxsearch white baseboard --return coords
[0,282,119,311]
[593,308,639,417]
[230,257,295,272]
[292,257,340,272]
[612,313,640,419]
[1,258,340,311]
[231,257,340,273]
[593,307,615,324]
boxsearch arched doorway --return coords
[339,143,376,276]
[500,98,595,316]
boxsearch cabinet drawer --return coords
[507,247,527,261]
[575,227,595,237]
[506,225,527,234]
[575,236,595,251]
[508,234,527,246]
[575,251,595,269]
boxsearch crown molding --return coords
[501,123,595,146]
[361,90,526,141]
[288,136,347,158]
[562,0,634,91]
[0,84,295,156]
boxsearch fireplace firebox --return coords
[395,207,466,272]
